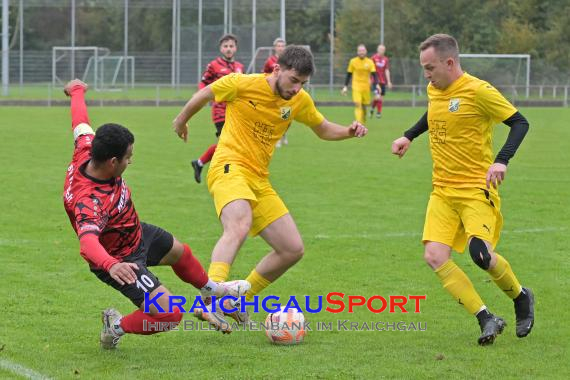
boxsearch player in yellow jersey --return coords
[391,34,534,346]
[172,46,368,322]
[341,44,379,125]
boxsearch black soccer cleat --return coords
[191,160,203,184]
[477,314,506,346]
[514,287,535,338]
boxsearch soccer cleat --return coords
[276,140,282,148]
[191,160,203,184]
[223,297,251,324]
[477,314,506,346]
[220,280,252,324]
[514,287,535,338]
[282,135,288,146]
[201,299,233,334]
[369,109,374,117]
[100,308,123,349]
[193,296,211,322]
[194,280,251,324]
[376,112,382,119]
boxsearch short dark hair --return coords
[219,33,238,46]
[277,45,315,76]
[91,123,134,163]
[419,34,459,59]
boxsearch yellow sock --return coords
[355,105,365,124]
[487,254,522,299]
[208,261,230,283]
[245,269,272,301]
[435,260,484,315]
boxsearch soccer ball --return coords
[265,307,306,345]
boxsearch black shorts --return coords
[372,83,387,96]
[91,222,174,307]
[215,121,225,138]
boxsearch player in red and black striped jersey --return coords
[370,44,393,118]
[62,79,250,349]
[263,37,289,148]
[191,34,244,184]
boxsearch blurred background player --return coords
[341,44,379,125]
[370,44,393,118]
[173,46,368,322]
[62,79,249,348]
[391,34,534,346]
[263,38,289,148]
[191,34,244,184]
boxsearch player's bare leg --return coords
[244,213,304,301]
[210,199,252,272]
[424,241,505,345]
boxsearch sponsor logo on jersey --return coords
[449,98,460,112]
[280,107,291,120]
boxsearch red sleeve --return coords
[263,58,273,74]
[72,134,93,164]
[69,85,90,129]
[199,62,216,88]
[79,234,119,272]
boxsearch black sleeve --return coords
[344,72,352,87]
[403,112,428,141]
[371,72,379,87]
[494,111,529,165]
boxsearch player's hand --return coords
[172,117,189,143]
[64,79,88,96]
[341,86,348,96]
[348,121,368,138]
[387,81,393,90]
[391,136,411,158]
[486,163,507,189]
[109,262,139,285]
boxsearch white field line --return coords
[183,226,567,242]
[0,358,52,380]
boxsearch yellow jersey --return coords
[209,73,325,177]
[347,57,376,91]
[426,72,517,189]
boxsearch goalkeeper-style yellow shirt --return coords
[347,57,376,91]
[427,72,517,189]
[210,73,325,177]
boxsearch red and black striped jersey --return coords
[199,57,244,124]
[263,55,278,74]
[371,54,390,84]
[63,134,141,265]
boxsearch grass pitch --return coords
[0,105,568,379]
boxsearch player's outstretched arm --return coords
[172,86,215,143]
[391,111,428,158]
[311,119,368,141]
[64,79,93,140]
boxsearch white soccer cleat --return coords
[218,280,252,323]
[201,299,233,334]
[100,308,123,349]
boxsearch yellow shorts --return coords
[352,89,371,105]
[422,186,503,253]
[207,164,289,236]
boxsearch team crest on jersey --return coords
[280,107,291,120]
[448,98,460,112]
